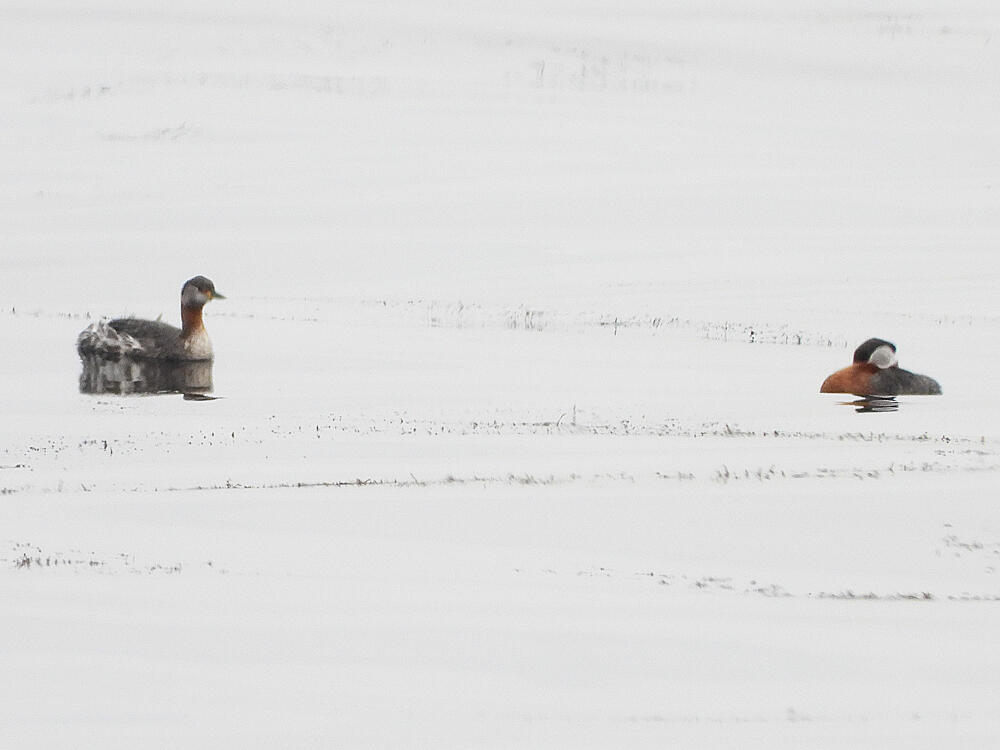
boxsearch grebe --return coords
[820,338,941,396]
[77,276,225,361]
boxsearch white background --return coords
[1,2,999,747]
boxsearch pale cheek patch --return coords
[182,287,209,307]
[868,344,897,369]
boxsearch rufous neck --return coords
[181,304,205,337]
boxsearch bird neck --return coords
[181,304,205,337]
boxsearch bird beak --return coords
[211,291,226,300]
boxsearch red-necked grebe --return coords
[820,338,941,396]
[77,276,225,361]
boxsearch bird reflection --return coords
[79,356,213,397]
[841,396,899,413]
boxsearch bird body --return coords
[821,338,941,396]
[77,276,224,361]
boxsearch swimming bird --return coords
[77,276,225,361]
[820,338,941,396]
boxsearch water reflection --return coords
[840,396,899,413]
[80,356,213,397]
